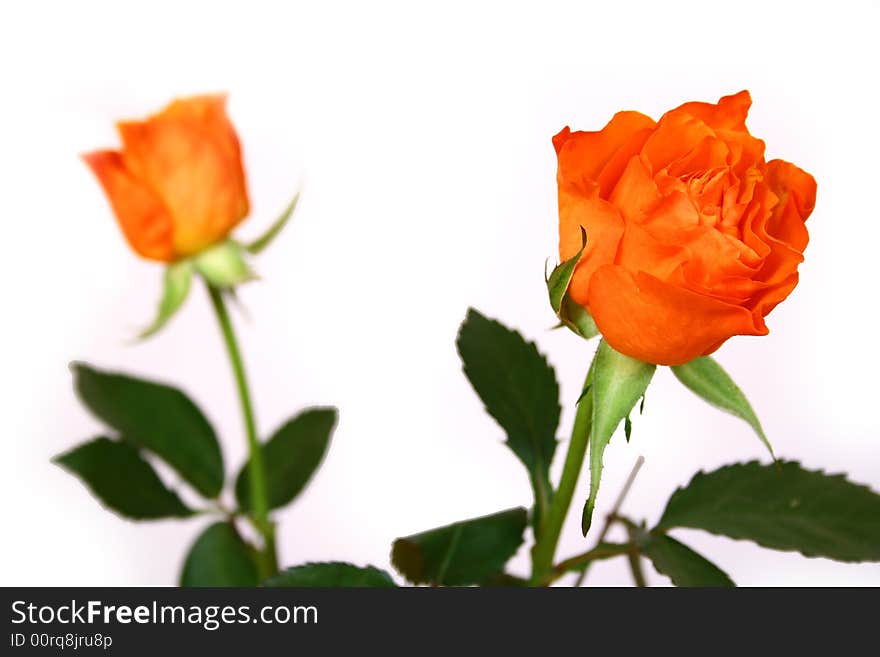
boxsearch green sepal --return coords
[246,189,301,255]
[138,260,193,340]
[194,240,256,289]
[581,340,656,535]
[560,295,600,340]
[546,226,586,315]
[545,227,600,341]
[671,356,774,459]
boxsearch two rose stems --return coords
[209,281,639,586]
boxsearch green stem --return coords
[626,549,647,587]
[206,283,278,578]
[530,365,594,585]
[549,543,632,583]
[531,469,552,538]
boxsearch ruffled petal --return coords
[765,159,815,252]
[639,191,701,240]
[554,110,656,195]
[741,184,806,290]
[669,90,752,132]
[666,136,730,179]
[609,156,662,222]
[749,272,799,319]
[640,111,716,173]
[595,126,655,198]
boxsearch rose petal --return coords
[765,159,815,252]
[616,221,688,281]
[559,192,625,306]
[640,112,716,173]
[587,265,766,365]
[743,185,807,288]
[666,136,730,179]
[609,156,662,222]
[117,95,249,257]
[82,150,174,262]
[749,272,800,319]
[669,90,752,132]
[595,126,655,198]
[554,110,656,194]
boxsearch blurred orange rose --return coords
[84,94,249,262]
[554,91,816,365]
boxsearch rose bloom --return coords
[83,94,249,262]
[554,91,816,365]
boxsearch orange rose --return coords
[83,94,249,262]
[554,91,816,365]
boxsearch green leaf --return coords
[264,562,396,587]
[671,356,774,458]
[193,240,255,288]
[54,437,193,519]
[456,309,559,529]
[657,461,880,562]
[479,572,529,587]
[236,407,337,511]
[72,363,224,498]
[640,533,734,587]
[391,507,528,586]
[546,226,586,315]
[246,189,301,255]
[582,340,655,535]
[180,522,260,586]
[138,260,193,340]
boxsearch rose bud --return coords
[83,94,250,262]
[554,91,816,365]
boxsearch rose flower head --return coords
[554,91,816,365]
[83,94,250,262]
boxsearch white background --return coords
[1,0,878,586]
